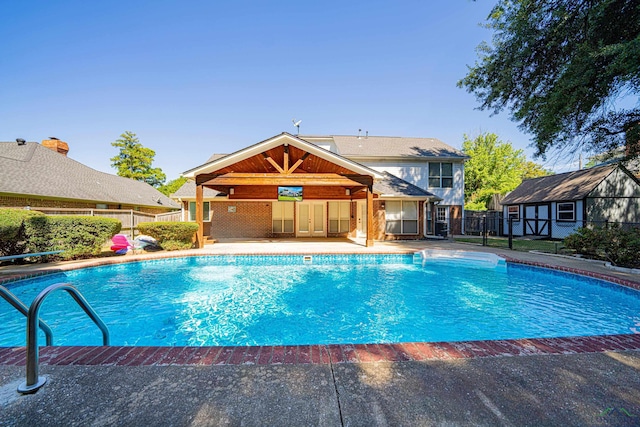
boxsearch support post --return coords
[482,215,487,246]
[196,183,204,248]
[366,187,374,247]
[508,216,513,250]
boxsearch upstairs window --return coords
[428,163,453,188]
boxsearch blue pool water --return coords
[2,254,639,347]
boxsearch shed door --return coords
[524,204,550,237]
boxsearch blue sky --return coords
[0,1,580,181]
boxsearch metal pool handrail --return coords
[17,283,110,394]
[0,285,53,346]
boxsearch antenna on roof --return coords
[292,119,302,135]
[16,138,26,146]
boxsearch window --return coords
[189,201,210,221]
[557,202,575,221]
[272,201,294,233]
[385,201,418,234]
[428,163,453,188]
[328,201,350,233]
[507,206,519,221]
[96,204,108,209]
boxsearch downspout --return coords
[423,200,428,238]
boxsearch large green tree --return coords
[111,131,166,187]
[158,176,187,196]
[459,0,640,159]
[463,132,550,210]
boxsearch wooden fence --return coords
[24,207,182,238]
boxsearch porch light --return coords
[345,189,351,196]
[229,188,234,195]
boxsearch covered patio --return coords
[182,133,382,248]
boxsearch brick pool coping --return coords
[2,251,639,367]
[2,334,640,367]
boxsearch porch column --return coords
[195,183,204,248]
[366,186,374,247]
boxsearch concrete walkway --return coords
[2,239,640,426]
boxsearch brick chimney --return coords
[42,137,69,156]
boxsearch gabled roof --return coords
[374,172,441,200]
[501,164,618,205]
[300,135,467,159]
[182,133,383,179]
[0,141,179,209]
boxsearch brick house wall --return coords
[211,201,276,238]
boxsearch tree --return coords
[521,161,553,180]
[463,132,544,210]
[158,176,187,196]
[111,131,166,187]
[459,0,640,159]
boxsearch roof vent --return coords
[16,138,26,146]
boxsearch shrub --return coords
[137,222,198,251]
[0,209,121,262]
[24,215,122,260]
[0,209,45,256]
[564,225,640,269]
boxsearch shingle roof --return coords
[171,180,221,199]
[312,135,467,158]
[171,172,435,200]
[0,141,179,209]
[500,165,617,205]
[374,172,440,199]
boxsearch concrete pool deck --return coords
[1,238,640,426]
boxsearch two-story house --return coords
[174,132,466,247]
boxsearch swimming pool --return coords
[2,253,640,347]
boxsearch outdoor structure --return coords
[0,138,179,214]
[177,132,467,247]
[501,164,640,238]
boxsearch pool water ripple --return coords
[2,255,640,347]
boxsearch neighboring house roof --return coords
[171,180,221,199]
[0,141,179,209]
[374,172,441,200]
[205,153,227,163]
[501,164,618,205]
[301,135,468,159]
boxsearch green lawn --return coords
[454,236,568,253]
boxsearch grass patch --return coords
[454,236,567,253]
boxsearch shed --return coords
[500,164,640,238]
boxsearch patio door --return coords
[356,201,368,237]
[297,202,326,237]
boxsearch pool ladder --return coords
[1,283,110,394]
